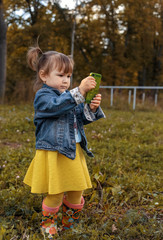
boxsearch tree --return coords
[4,0,73,101]
[2,0,163,102]
[0,0,7,103]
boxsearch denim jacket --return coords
[34,84,105,160]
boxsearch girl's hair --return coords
[27,46,74,92]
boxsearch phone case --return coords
[85,72,102,104]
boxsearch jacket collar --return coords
[42,84,64,95]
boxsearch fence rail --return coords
[100,86,163,110]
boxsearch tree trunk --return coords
[0,0,7,104]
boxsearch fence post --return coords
[111,88,113,106]
[133,88,137,110]
[142,92,145,105]
[128,90,132,104]
[100,86,163,109]
[155,93,158,106]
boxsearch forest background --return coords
[0,0,163,103]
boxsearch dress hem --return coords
[23,181,92,195]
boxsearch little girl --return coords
[23,46,105,239]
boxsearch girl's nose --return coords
[62,76,68,82]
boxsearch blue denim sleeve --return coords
[34,88,84,119]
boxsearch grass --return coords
[0,103,163,240]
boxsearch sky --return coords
[15,0,78,19]
[55,0,76,9]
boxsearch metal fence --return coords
[100,86,163,110]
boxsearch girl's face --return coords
[40,68,72,93]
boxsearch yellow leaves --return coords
[31,212,38,221]
[111,185,122,196]
[0,227,6,240]
[89,191,98,202]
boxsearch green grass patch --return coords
[0,105,162,239]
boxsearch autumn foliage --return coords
[2,0,163,101]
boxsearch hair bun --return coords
[27,46,43,71]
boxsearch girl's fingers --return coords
[89,94,101,110]
[91,98,99,102]
[91,80,96,85]
[91,96,101,102]
[89,80,96,89]
[91,99,101,104]
[92,94,101,99]
[90,100,101,106]
[90,103,100,107]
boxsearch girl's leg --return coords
[41,193,64,239]
[62,191,85,230]
[66,191,83,204]
[44,193,64,207]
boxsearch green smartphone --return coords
[85,72,102,104]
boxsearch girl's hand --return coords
[89,94,102,112]
[79,76,96,96]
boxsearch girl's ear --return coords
[39,70,47,82]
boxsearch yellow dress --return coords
[23,144,92,194]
